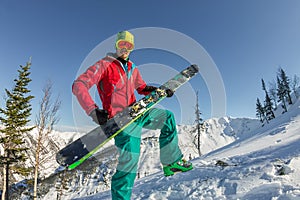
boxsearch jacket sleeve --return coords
[134,68,150,95]
[72,61,106,115]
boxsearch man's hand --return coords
[89,108,108,125]
[142,85,158,93]
[142,85,174,97]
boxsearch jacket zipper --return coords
[117,61,129,106]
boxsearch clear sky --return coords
[1,0,300,130]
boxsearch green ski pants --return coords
[111,108,183,200]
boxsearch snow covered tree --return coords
[33,81,61,200]
[194,91,204,156]
[291,74,299,98]
[0,60,34,200]
[277,68,292,105]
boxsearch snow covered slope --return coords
[75,98,300,199]
[6,94,300,200]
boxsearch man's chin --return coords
[118,54,129,59]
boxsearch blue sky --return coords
[1,0,300,130]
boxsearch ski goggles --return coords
[116,40,134,51]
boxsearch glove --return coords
[143,85,173,97]
[89,108,108,125]
[142,85,158,93]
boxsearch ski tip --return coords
[190,64,199,72]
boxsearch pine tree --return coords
[268,80,278,110]
[291,74,300,98]
[261,78,267,92]
[264,92,275,120]
[278,68,292,105]
[261,79,275,121]
[0,60,34,200]
[256,98,266,124]
[277,76,288,113]
[194,91,204,156]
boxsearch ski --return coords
[56,64,199,170]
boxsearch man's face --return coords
[116,48,131,59]
[115,40,134,59]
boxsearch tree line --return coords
[256,67,299,125]
[0,60,61,200]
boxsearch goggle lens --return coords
[116,40,134,51]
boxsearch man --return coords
[72,30,192,200]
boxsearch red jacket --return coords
[72,54,149,118]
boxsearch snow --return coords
[6,93,300,199]
[69,96,300,200]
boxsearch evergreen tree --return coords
[268,80,278,110]
[278,68,292,104]
[261,79,275,121]
[256,98,267,124]
[291,74,300,98]
[261,78,267,92]
[277,76,287,113]
[264,92,275,120]
[0,60,34,200]
[194,91,204,156]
